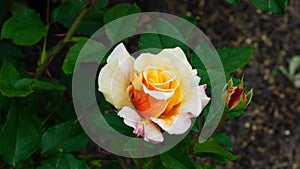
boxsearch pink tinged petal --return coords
[118,107,144,137]
[143,122,164,143]
[117,106,164,143]
[118,106,141,128]
[198,84,211,109]
[98,43,135,109]
[133,123,144,137]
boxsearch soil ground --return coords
[135,0,300,168]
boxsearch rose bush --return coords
[98,43,210,142]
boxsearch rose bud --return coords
[223,78,252,111]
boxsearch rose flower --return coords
[98,43,210,143]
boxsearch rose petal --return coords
[134,53,173,73]
[179,86,201,117]
[98,43,135,108]
[107,43,130,63]
[131,88,169,119]
[142,84,174,100]
[180,84,210,117]
[151,105,191,135]
[117,106,164,143]
[198,84,210,109]
[135,49,195,99]
[143,122,164,143]
[157,47,193,70]
[157,48,197,98]
[152,85,210,134]
[118,106,141,128]
[142,66,177,92]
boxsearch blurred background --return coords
[132,0,300,168]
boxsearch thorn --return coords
[46,69,52,78]
[85,1,94,9]
[48,54,54,64]
[55,33,67,37]
[27,71,35,77]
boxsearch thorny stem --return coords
[138,158,143,169]
[116,156,131,169]
[191,114,204,146]
[35,1,93,78]
[38,0,50,67]
[138,139,143,169]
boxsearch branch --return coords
[35,1,93,78]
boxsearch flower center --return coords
[127,67,182,119]
[142,67,178,92]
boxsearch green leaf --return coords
[0,60,34,97]
[1,8,46,45]
[0,60,65,97]
[15,157,35,169]
[194,138,238,162]
[32,79,66,91]
[217,46,254,74]
[249,0,288,14]
[63,38,88,74]
[103,3,141,43]
[226,0,240,5]
[0,59,20,86]
[37,153,89,169]
[62,38,107,74]
[52,0,108,36]
[160,148,194,169]
[90,160,102,168]
[0,106,42,166]
[212,132,233,150]
[142,157,163,169]
[225,109,245,120]
[40,121,88,154]
[139,19,188,55]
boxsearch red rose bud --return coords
[223,78,253,111]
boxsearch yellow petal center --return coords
[127,67,183,120]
